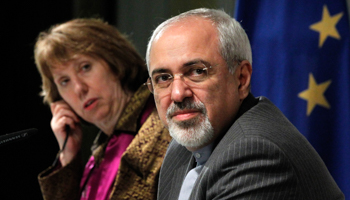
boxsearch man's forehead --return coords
[149,17,218,73]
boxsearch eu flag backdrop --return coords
[235,0,350,197]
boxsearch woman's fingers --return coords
[49,100,82,166]
[50,101,80,123]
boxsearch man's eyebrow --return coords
[183,59,210,67]
[151,68,171,76]
[183,59,202,66]
[151,59,211,76]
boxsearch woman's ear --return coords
[237,60,252,100]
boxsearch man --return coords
[145,8,344,200]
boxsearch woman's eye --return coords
[60,78,69,86]
[81,64,91,71]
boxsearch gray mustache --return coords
[166,99,206,118]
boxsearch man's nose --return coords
[170,76,193,103]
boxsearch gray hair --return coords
[146,8,252,74]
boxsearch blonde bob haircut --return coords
[34,18,147,104]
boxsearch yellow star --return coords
[310,5,343,48]
[298,73,331,116]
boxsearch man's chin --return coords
[169,127,212,150]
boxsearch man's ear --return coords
[236,60,252,100]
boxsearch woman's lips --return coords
[84,98,98,110]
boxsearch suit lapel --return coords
[159,140,194,200]
[169,155,195,199]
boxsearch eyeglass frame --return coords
[144,62,216,94]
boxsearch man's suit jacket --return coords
[158,95,344,200]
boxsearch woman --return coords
[34,18,171,200]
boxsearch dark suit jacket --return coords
[158,94,344,200]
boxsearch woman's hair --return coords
[146,8,252,74]
[35,18,147,104]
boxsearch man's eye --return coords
[189,67,206,76]
[155,74,172,84]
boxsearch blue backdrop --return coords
[235,0,350,197]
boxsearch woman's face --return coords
[51,54,130,128]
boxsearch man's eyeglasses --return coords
[144,62,213,94]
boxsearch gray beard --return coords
[166,99,214,149]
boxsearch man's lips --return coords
[170,110,201,121]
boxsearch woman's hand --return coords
[50,100,83,167]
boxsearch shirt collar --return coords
[192,143,214,166]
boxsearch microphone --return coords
[0,128,38,147]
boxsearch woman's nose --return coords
[73,78,88,96]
